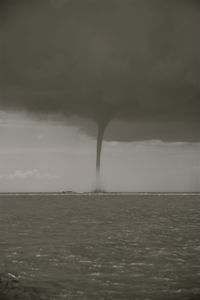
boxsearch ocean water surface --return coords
[0,194,200,299]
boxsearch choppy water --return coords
[0,194,200,300]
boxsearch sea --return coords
[0,193,200,300]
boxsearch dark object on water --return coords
[0,273,42,300]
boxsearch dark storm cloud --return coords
[0,0,200,141]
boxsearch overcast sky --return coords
[0,1,200,192]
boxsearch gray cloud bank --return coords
[0,0,200,141]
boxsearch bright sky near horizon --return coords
[0,111,199,193]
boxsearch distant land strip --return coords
[0,192,200,196]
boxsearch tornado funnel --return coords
[95,121,107,192]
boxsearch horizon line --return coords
[0,192,199,195]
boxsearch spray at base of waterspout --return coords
[94,169,106,193]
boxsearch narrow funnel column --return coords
[95,121,107,191]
